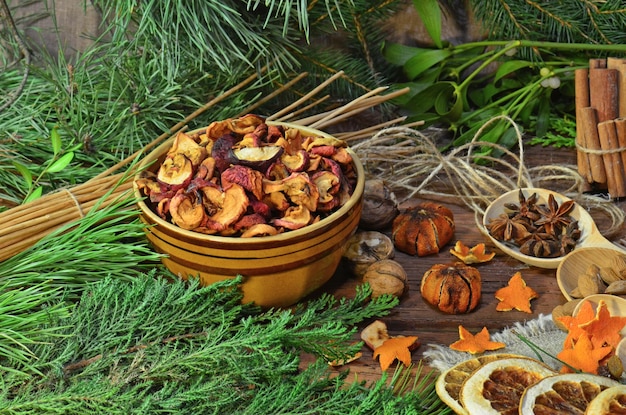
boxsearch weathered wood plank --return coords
[301,145,626,384]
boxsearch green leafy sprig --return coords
[385,39,626,151]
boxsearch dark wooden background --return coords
[299,144,626,384]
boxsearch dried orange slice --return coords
[459,357,556,415]
[585,384,626,414]
[519,373,620,415]
[435,354,518,415]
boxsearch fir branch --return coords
[0,275,447,414]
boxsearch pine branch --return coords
[471,0,626,59]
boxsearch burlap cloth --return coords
[423,314,566,372]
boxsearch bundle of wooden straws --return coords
[0,71,414,263]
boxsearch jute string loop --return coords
[352,115,625,239]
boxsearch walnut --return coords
[359,179,399,230]
[362,259,408,299]
[342,231,395,278]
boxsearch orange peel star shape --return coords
[557,332,612,374]
[372,336,419,371]
[579,299,626,349]
[449,325,506,354]
[449,241,496,264]
[555,299,596,347]
[495,272,538,313]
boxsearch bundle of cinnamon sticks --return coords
[576,57,626,198]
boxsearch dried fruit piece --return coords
[229,145,284,172]
[392,202,455,256]
[519,373,620,415]
[584,384,626,415]
[557,332,612,374]
[360,320,390,350]
[460,357,556,415]
[579,300,626,349]
[449,240,495,264]
[373,335,419,371]
[449,326,506,354]
[157,153,194,188]
[362,259,407,298]
[421,262,481,314]
[495,272,538,313]
[436,354,518,415]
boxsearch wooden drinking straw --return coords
[0,71,411,262]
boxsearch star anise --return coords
[519,231,560,258]
[487,213,531,243]
[505,189,542,222]
[559,220,581,256]
[534,193,575,236]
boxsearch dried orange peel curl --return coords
[361,320,420,371]
[555,299,626,375]
[495,272,538,313]
[449,241,495,264]
[449,325,506,354]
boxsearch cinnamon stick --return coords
[615,118,626,194]
[590,58,607,69]
[589,67,620,123]
[575,68,592,184]
[607,57,626,118]
[580,106,607,184]
[597,120,626,197]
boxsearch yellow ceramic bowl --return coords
[134,122,364,308]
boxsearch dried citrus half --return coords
[519,373,620,415]
[435,354,518,415]
[459,357,556,415]
[584,384,626,414]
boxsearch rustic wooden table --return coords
[300,144,626,384]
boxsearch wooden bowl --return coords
[133,122,365,308]
[557,247,626,301]
[483,188,620,269]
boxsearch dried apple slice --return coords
[281,149,309,172]
[229,145,283,172]
[273,205,312,230]
[157,153,194,189]
[167,130,207,166]
[169,191,205,230]
[201,183,249,231]
[221,165,264,201]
